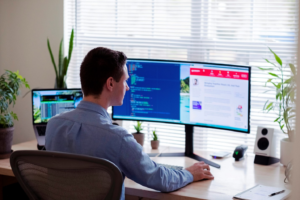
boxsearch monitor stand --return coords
[157,125,220,169]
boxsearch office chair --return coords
[10,150,123,200]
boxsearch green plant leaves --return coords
[266,102,273,112]
[264,79,273,86]
[134,121,143,132]
[263,100,274,112]
[62,57,68,77]
[153,131,158,141]
[276,93,282,101]
[260,47,296,140]
[47,39,58,78]
[268,72,280,79]
[68,29,74,66]
[48,29,74,89]
[274,117,280,122]
[58,39,64,77]
[264,59,277,68]
[258,67,274,71]
[0,70,29,127]
[269,47,282,66]
[10,111,18,120]
[289,64,296,75]
[284,78,291,84]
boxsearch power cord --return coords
[284,161,292,183]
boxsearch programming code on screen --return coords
[118,61,181,122]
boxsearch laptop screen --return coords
[32,89,83,124]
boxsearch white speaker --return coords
[253,126,279,165]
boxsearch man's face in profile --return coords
[112,64,130,106]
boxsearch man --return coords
[194,78,198,85]
[45,47,214,200]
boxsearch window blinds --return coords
[64,0,298,157]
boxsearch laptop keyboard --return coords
[36,126,46,136]
[157,163,183,170]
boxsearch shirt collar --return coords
[77,100,112,123]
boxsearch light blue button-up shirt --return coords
[45,101,193,200]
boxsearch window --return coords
[64,0,298,156]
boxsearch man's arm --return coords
[185,162,214,181]
[118,134,213,192]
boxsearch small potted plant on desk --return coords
[151,129,159,149]
[0,70,30,159]
[132,121,145,146]
[259,47,296,166]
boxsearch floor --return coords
[3,183,29,200]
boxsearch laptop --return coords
[31,88,83,147]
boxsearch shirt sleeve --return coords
[118,133,193,192]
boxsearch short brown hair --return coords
[80,47,127,96]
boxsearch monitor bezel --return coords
[112,58,251,134]
[31,88,82,125]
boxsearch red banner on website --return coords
[190,68,249,80]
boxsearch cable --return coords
[284,161,292,183]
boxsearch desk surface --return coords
[0,141,289,200]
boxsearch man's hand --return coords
[185,161,214,182]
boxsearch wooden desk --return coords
[126,146,289,200]
[0,141,289,200]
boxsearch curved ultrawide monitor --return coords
[112,59,251,133]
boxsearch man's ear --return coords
[106,77,114,92]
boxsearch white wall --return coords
[0,0,63,144]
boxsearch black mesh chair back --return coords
[10,150,123,200]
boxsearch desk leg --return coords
[0,175,18,200]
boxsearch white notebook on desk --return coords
[233,184,290,200]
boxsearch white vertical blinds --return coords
[64,0,298,157]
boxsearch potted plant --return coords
[259,47,296,166]
[0,70,30,158]
[47,29,74,88]
[132,121,145,146]
[151,129,159,149]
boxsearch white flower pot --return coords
[280,138,293,166]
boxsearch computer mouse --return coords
[233,145,248,161]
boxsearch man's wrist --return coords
[182,169,194,183]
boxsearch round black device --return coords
[261,128,268,135]
[257,137,269,150]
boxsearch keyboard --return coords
[157,163,183,170]
[36,126,46,136]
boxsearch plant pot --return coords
[151,140,159,149]
[132,132,145,146]
[0,127,14,159]
[280,138,293,166]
